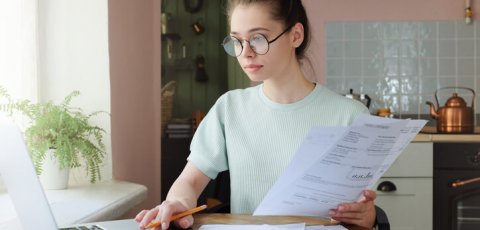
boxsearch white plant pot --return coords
[39,149,70,190]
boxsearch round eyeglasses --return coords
[222,25,293,57]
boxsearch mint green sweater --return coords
[188,83,368,213]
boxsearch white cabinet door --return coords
[375,178,432,230]
[383,142,433,177]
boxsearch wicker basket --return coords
[161,81,176,137]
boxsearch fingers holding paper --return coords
[328,190,377,229]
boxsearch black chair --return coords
[374,205,390,230]
[203,171,390,230]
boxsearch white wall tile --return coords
[325,21,479,116]
[438,21,455,39]
[457,39,475,57]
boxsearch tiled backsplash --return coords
[325,21,480,119]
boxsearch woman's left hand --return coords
[328,190,377,228]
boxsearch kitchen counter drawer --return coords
[374,178,432,230]
[383,142,433,177]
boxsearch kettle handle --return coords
[364,94,371,108]
[434,87,476,107]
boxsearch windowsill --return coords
[0,179,147,229]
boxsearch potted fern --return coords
[0,86,106,189]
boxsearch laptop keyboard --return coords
[59,225,105,230]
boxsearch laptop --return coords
[0,117,139,230]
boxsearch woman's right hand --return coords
[136,162,211,229]
[135,200,194,230]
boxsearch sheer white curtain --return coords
[0,0,38,103]
[0,0,38,190]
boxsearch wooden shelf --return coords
[162,33,181,41]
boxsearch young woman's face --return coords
[229,4,297,82]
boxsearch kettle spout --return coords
[426,101,439,119]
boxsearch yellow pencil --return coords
[145,204,207,229]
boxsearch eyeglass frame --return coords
[221,24,294,57]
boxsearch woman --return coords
[136,0,376,229]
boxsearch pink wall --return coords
[108,0,161,216]
[303,0,480,83]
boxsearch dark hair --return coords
[226,0,311,60]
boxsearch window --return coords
[0,0,38,104]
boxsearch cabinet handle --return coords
[377,181,397,192]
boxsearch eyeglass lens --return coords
[222,34,269,57]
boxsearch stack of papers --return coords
[254,114,426,217]
[199,223,347,230]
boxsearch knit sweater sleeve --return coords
[187,94,229,179]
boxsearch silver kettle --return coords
[345,89,371,108]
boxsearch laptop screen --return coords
[0,117,59,229]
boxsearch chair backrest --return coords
[202,171,231,213]
[375,206,390,230]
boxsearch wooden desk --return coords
[188,214,369,230]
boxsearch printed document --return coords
[199,223,305,230]
[254,114,426,217]
[199,223,347,230]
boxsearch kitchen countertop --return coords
[413,126,480,142]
